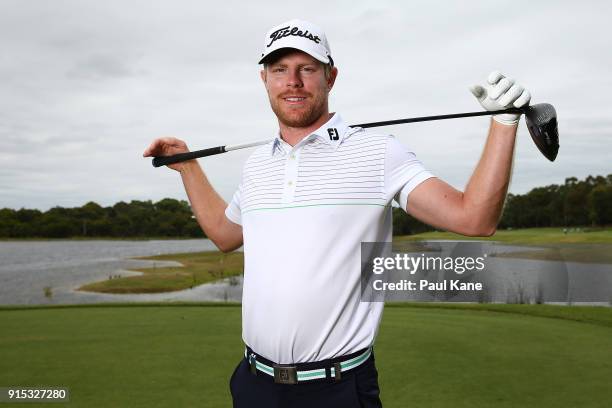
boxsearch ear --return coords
[260,69,267,84]
[327,66,338,91]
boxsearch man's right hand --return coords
[143,137,191,172]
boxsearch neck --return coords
[279,111,333,146]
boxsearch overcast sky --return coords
[1,0,610,211]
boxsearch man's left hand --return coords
[470,70,531,126]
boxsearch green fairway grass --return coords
[397,227,612,245]
[492,244,612,264]
[397,227,612,264]
[0,303,243,408]
[1,303,611,407]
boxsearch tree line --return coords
[0,199,204,238]
[0,174,610,239]
[393,173,612,235]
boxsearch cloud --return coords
[66,54,140,80]
[0,0,610,210]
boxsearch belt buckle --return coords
[273,364,298,384]
[334,362,342,381]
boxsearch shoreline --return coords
[0,236,208,242]
[2,226,611,244]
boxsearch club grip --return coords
[152,146,226,167]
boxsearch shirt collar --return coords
[271,113,351,156]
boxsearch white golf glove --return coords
[470,71,531,126]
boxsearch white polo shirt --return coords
[225,113,434,364]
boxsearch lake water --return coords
[0,240,610,306]
[0,239,243,305]
[378,241,612,305]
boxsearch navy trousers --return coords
[229,350,383,407]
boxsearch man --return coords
[143,19,530,408]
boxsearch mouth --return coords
[282,95,308,105]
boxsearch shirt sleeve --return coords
[385,135,435,211]
[224,183,243,226]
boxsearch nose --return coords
[286,68,303,88]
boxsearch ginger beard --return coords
[266,78,330,128]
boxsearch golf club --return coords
[151,103,559,167]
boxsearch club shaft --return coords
[152,107,524,167]
[354,107,522,128]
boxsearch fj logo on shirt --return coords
[266,26,321,47]
[327,128,339,141]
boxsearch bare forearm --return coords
[143,136,242,250]
[179,160,234,246]
[463,120,517,234]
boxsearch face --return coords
[261,50,337,128]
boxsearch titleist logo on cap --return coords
[266,25,321,48]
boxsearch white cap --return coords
[259,19,333,66]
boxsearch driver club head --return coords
[523,103,559,161]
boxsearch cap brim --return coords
[258,47,330,65]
